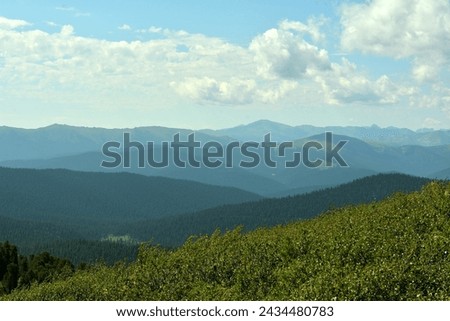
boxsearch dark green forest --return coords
[3,181,450,300]
[115,173,433,247]
[25,240,138,266]
[0,167,261,222]
[0,170,432,264]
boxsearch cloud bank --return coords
[0,1,448,118]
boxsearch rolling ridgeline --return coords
[2,180,450,300]
[0,167,434,265]
[1,121,450,196]
[1,121,450,300]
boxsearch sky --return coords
[0,0,449,130]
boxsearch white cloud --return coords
[423,117,442,129]
[409,83,450,111]
[248,20,410,105]
[169,20,333,105]
[0,21,254,109]
[172,77,256,105]
[45,21,59,27]
[0,16,422,111]
[256,80,298,104]
[249,20,330,80]
[55,6,76,12]
[412,62,439,83]
[118,24,131,31]
[55,6,90,18]
[60,25,74,36]
[313,58,410,105]
[144,26,163,34]
[340,0,450,82]
[278,18,326,43]
[0,16,30,30]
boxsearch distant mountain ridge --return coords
[0,124,231,162]
[429,167,450,179]
[292,133,450,177]
[1,121,449,196]
[1,120,449,163]
[201,119,450,146]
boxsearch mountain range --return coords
[200,119,450,146]
[1,121,449,196]
[1,120,449,264]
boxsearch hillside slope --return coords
[0,167,261,222]
[119,173,432,247]
[5,181,450,301]
[0,171,431,264]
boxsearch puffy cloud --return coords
[340,0,450,82]
[248,19,409,106]
[0,22,255,108]
[313,58,410,105]
[0,15,419,109]
[0,16,30,30]
[137,26,163,34]
[55,6,90,17]
[250,20,330,80]
[45,21,59,27]
[172,77,300,105]
[278,18,326,43]
[118,24,131,31]
[256,80,298,104]
[169,19,335,105]
[172,77,256,105]
[423,117,442,129]
[408,83,450,123]
[60,25,74,36]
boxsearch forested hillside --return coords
[117,173,432,247]
[0,167,261,222]
[4,181,449,301]
[0,171,433,264]
[24,240,139,266]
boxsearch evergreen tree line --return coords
[0,173,435,265]
[116,173,433,247]
[0,241,74,295]
[25,239,139,266]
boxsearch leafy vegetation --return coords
[4,181,449,301]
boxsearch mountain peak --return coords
[248,119,292,127]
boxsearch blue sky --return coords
[0,0,449,129]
